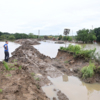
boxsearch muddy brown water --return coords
[34,40,76,58]
[42,75,100,100]
[34,40,100,58]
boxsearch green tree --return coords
[76,29,89,43]
[0,35,7,40]
[88,30,97,43]
[28,33,34,38]
[68,37,72,41]
[62,36,67,40]
[94,27,100,42]
[58,35,62,40]
[8,35,15,40]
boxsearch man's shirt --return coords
[4,44,8,52]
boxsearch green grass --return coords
[6,74,12,77]
[36,85,40,89]
[19,66,22,70]
[3,61,10,70]
[11,68,16,70]
[60,44,96,59]
[34,77,40,81]
[64,60,69,63]
[13,59,17,63]
[3,61,16,70]
[0,89,2,93]
[31,72,35,76]
[81,62,96,78]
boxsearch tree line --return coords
[0,27,100,42]
[0,32,38,40]
[76,27,100,43]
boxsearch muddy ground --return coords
[0,62,49,100]
[0,39,68,100]
[0,39,100,100]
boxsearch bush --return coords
[60,44,81,52]
[62,36,72,41]
[60,44,96,59]
[68,37,72,41]
[81,62,96,78]
[8,35,15,40]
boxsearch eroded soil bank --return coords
[0,39,100,100]
[0,39,68,100]
[56,49,100,83]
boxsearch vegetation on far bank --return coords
[0,27,100,42]
[76,27,100,43]
[0,32,39,40]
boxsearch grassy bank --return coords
[60,44,96,60]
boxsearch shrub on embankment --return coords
[80,62,100,79]
[81,62,96,78]
[60,44,96,60]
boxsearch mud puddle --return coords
[42,85,59,100]
[42,75,100,100]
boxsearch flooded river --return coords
[0,40,100,100]
[34,40,100,58]
[34,41,76,58]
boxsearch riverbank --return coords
[56,49,100,83]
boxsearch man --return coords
[3,41,9,62]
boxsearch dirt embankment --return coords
[56,49,100,83]
[0,40,69,100]
[15,39,40,45]
[0,62,49,100]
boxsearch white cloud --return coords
[0,0,100,35]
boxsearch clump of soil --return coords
[0,62,49,100]
[15,39,40,45]
[57,91,69,100]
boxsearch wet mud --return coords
[0,62,49,100]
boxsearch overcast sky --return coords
[0,0,100,35]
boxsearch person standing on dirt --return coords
[3,41,9,62]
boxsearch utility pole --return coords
[38,30,40,39]
[72,30,73,40]
[92,25,93,30]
